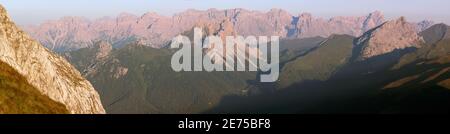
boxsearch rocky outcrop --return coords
[355,17,424,60]
[93,40,112,60]
[23,9,386,52]
[112,66,128,79]
[0,5,105,114]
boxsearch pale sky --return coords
[1,0,449,25]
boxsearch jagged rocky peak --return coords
[26,15,94,51]
[0,5,105,114]
[356,16,424,60]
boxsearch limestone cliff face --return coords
[0,5,105,114]
[355,17,424,60]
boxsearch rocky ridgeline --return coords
[23,9,396,51]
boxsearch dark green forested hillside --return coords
[66,44,256,113]
[278,35,354,88]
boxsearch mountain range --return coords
[23,9,433,52]
[62,14,450,113]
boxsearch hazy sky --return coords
[1,0,449,25]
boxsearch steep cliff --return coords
[0,5,105,114]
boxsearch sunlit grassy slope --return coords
[0,61,68,114]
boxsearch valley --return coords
[62,20,450,113]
